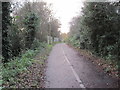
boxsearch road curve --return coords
[45,43,118,88]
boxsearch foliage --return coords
[8,23,21,58]
[2,2,11,62]
[23,12,39,49]
[68,2,120,63]
[2,50,35,86]
[31,38,41,50]
[67,36,80,48]
[1,1,60,88]
[61,33,68,42]
[2,42,50,87]
[2,1,60,63]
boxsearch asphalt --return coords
[45,43,118,88]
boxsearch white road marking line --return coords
[62,47,86,88]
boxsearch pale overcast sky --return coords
[12,0,117,33]
[11,0,84,33]
[44,0,84,33]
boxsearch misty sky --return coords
[13,0,117,33]
[44,0,84,33]
[43,0,118,33]
[11,0,119,33]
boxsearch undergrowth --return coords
[1,42,52,88]
[67,40,119,78]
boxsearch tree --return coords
[69,1,120,61]
[2,2,11,62]
[24,12,38,49]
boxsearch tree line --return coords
[2,1,60,63]
[68,1,120,63]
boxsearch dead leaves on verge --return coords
[68,44,119,79]
[16,61,46,88]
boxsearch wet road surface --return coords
[45,43,118,88]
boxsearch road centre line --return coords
[62,46,86,88]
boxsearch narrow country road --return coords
[45,43,118,88]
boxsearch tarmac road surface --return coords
[45,43,118,88]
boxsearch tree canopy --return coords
[68,1,120,62]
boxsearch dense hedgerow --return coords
[68,2,120,63]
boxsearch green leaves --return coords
[2,42,52,87]
[15,16,19,19]
[23,12,39,49]
[2,48,37,86]
[69,2,119,62]
[24,13,38,28]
